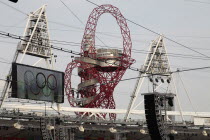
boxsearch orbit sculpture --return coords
[65,4,134,119]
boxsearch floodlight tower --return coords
[0,5,55,108]
[65,4,134,120]
[19,4,52,63]
[124,35,178,121]
[124,35,182,140]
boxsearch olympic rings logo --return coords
[24,70,57,97]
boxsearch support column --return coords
[68,128,75,140]
[115,133,122,140]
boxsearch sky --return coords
[0,0,210,120]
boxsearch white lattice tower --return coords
[0,5,54,108]
[125,35,176,121]
[19,5,52,61]
[144,37,171,76]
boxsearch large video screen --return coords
[12,63,64,103]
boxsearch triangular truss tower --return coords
[0,5,54,108]
[19,5,51,61]
[124,35,178,121]
[144,36,171,77]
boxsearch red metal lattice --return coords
[65,4,134,120]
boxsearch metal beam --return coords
[2,104,210,117]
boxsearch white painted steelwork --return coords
[2,104,210,118]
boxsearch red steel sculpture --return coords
[65,4,134,119]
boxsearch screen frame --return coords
[11,63,64,103]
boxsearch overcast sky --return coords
[0,0,210,119]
